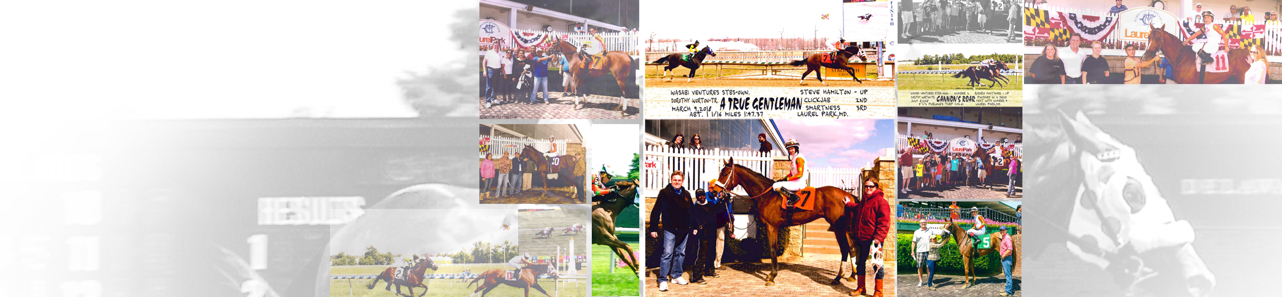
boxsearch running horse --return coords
[789,44,869,85]
[547,38,635,116]
[591,176,641,275]
[953,61,1012,88]
[715,158,855,286]
[367,256,439,297]
[651,45,717,82]
[1022,110,1215,296]
[521,145,584,201]
[467,263,560,297]
[941,218,1013,289]
[535,227,554,239]
[1142,23,1249,84]
[563,223,585,235]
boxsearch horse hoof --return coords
[830,278,842,285]
[765,281,775,286]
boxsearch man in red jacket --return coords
[848,177,891,297]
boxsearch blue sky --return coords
[773,119,895,169]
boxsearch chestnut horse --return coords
[521,145,584,201]
[788,44,868,85]
[942,218,1010,289]
[467,263,559,297]
[367,256,439,297]
[1142,24,1249,84]
[591,176,641,275]
[715,158,855,286]
[651,46,717,82]
[547,38,634,116]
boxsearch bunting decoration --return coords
[1059,12,1117,41]
[513,31,552,49]
[927,139,950,153]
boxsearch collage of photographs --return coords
[7,0,1282,297]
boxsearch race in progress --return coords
[480,124,588,204]
[642,119,897,296]
[480,0,642,119]
[641,0,896,119]
[896,43,1025,107]
[584,123,644,296]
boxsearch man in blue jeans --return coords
[482,41,503,108]
[998,226,1015,296]
[649,171,693,292]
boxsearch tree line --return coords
[912,53,1019,65]
[331,240,520,266]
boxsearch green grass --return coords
[591,243,640,297]
[329,264,586,297]
[897,73,1023,91]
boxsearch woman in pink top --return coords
[481,153,495,199]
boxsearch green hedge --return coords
[895,234,1001,275]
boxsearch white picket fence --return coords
[1029,5,1282,56]
[643,145,777,195]
[512,28,641,55]
[809,167,865,191]
[481,135,567,159]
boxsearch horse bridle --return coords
[719,164,777,200]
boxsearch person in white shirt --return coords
[502,49,513,103]
[1060,33,1085,84]
[911,219,933,287]
[482,42,503,107]
[1245,44,1268,84]
[1186,10,1227,65]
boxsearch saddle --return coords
[822,53,842,64]
[780,187,817,211]
[1194,50,1231,73]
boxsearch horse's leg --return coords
[799,67,812,85]
[815,65,826,85]
[687,67,696,83]
[480,285,497,297]
[615,75,627,116]
[524,286,531,297]
[531,282,553,297]
[844,67,863,83]
[367,276,380,289]
[764,224,780,286]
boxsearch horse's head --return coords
[548,38,577,56]
[994,61,1011,71]
[1142,24,1168,60]
[701,46,717,56]
[1060,110,1216,296]
[716,157,742,192]
[418,255,440,271]
[542,264,560,280]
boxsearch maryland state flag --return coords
[1242,38,1263,50]
[1050,28,1070,42]
[1025,7,1051,28]
[1223,24,1242,40]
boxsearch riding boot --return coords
[780,188,799,207]
[872,279,884,297]
[851,273,867,296]
[1198,50,1213,65]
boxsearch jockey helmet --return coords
[785,139,801,150]
[970,206,979,212]
[600,164,612,174]
[1202,10,1214,19]
[524,253,532,259]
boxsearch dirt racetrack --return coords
[645,77,896,88]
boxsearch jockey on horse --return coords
[831,39,852,62]
[578,27,608,71]
[979,58,998,76]
[685,40,701,61]
[544,135,559,157]
[965,207,987,250]
[591,165,620,202]
[1186,10,1228,65]
[507,253,536,280]
[772,139,808,208]
[402,254,421,275]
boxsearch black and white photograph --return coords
[898,0,1023,44]
[1022,84,1282,296]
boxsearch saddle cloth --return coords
[821,54,840,64]
[394,267,409,282]
[681,53,692,62]
[1194,50,1231,73]
[505,270,516,281]
[781,187,817,211]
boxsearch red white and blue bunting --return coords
[1059,12,1117,41]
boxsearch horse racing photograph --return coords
[480,0,642,119]
[480,124,588,204]
[640,0,897,119]
[1022,3,1280,84]
[511,207,589,297]
[895,201,1022,296]
[585,123,644,296]
[641,119,898,296]
[897,107,1024,200]
[898,0,1024,44]
[896,43,1024,107]
[1022,84,1282,296]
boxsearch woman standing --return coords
[849,178,891,297]
[1245,44,1269,84]
[481,153,495,199]
[1030,44,1066,84]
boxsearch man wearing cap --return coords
[772,139,808,206]
[998,226,1015,296]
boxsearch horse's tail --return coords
[789,59,807,66]
[652,56,669,65]
[952,70,966,78]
